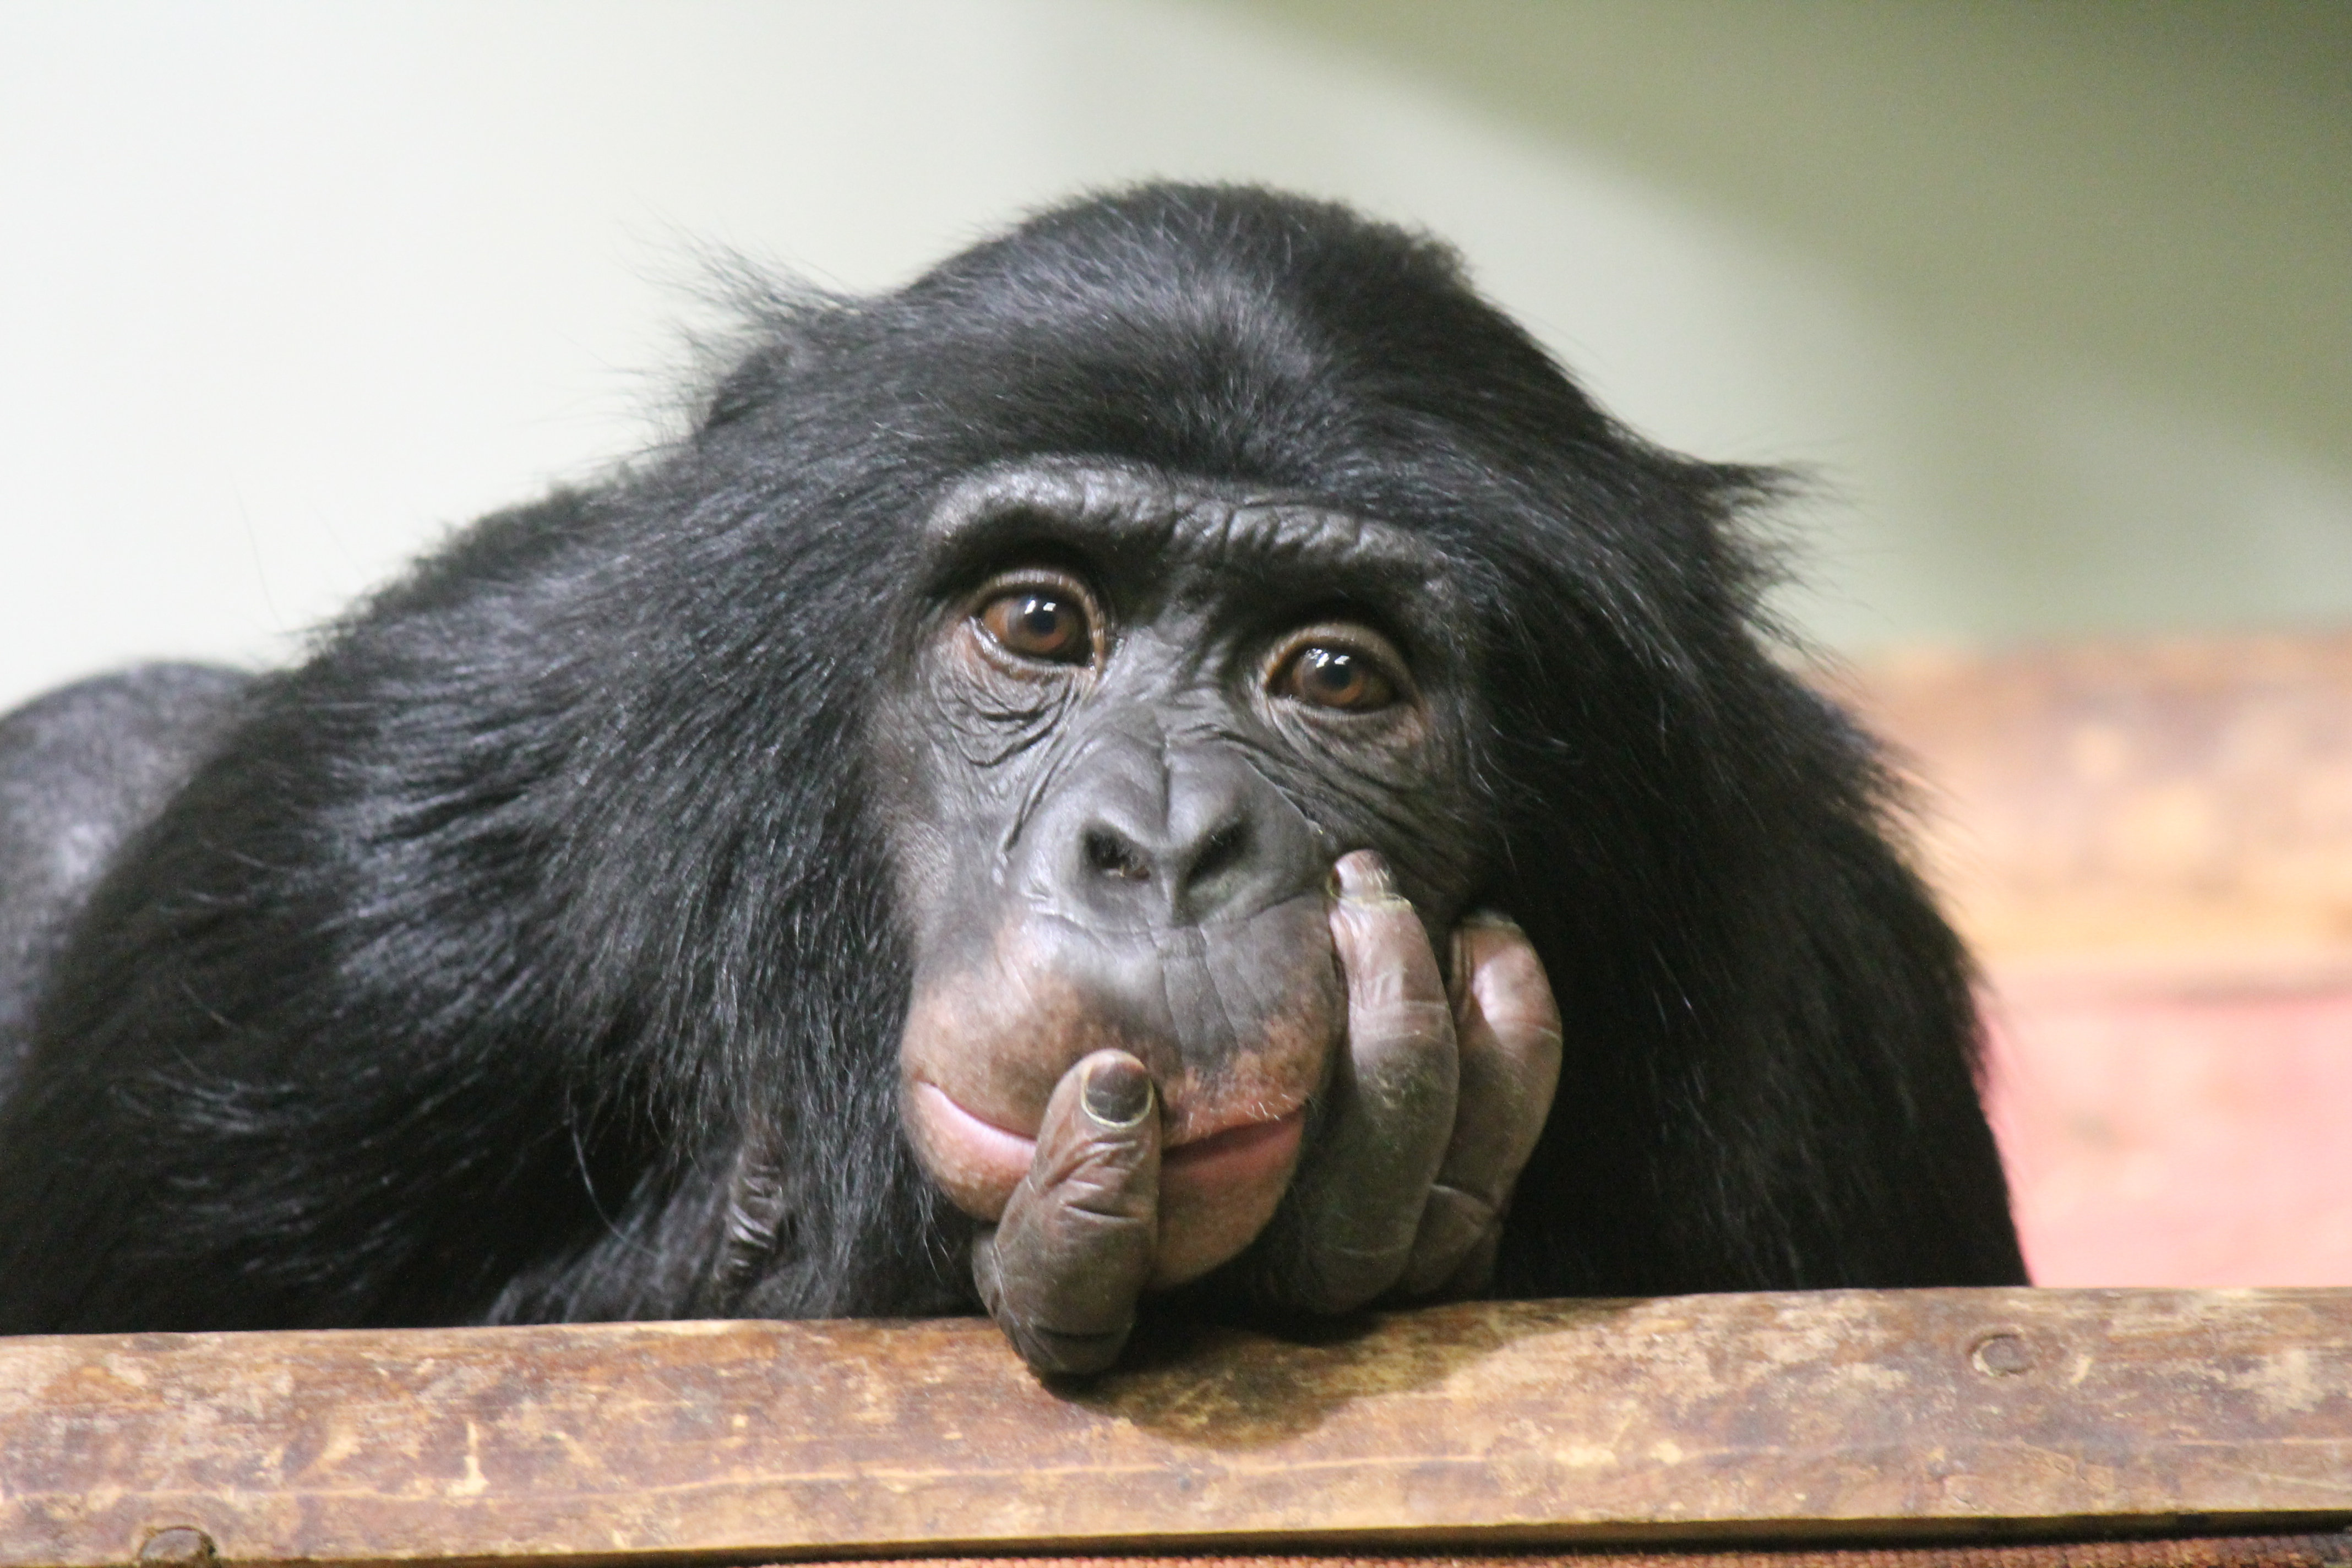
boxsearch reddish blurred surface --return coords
[1838,634,2352,1289]
[1984,978,2352,1286]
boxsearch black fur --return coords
[0,186,2024,1333]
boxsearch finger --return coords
[974,1049,1159,1374]
[1267,849,1457,1314]
[1396,912,1564,1297]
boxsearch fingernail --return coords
[1333,850,1404,905]
[1082,1057,1154,1126]
[1458,908,1523,932]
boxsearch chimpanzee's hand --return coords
[1250,850,1564,1312]
[972,849,1562,1374]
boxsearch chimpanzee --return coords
[0,185,2026,1370]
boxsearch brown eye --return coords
[1280,644,1396,711]
[977,589,1091,663]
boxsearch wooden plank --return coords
[840,1550,2352,1568]
[1827,632,2352,978]
[4,1288,2349,1567]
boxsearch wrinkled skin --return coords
[878,462,1565,1371]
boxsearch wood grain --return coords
[1830,633,2352,978]
[4,1288,2349,1567]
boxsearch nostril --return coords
[1186,820,1251,888]
[1084,827,1152,882]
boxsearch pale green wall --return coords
[1229,0,2352,648]
[2,2,2344,714]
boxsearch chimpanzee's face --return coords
[870,459,1488,1287]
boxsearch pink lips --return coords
[905,1079,1304,1222]
[1159,1108,1305,1191]
[905,1081,1035,1218]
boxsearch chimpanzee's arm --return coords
[0,664,247,1090]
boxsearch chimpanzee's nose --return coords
[1080,812,1252,907]
[1026,742,1321,929]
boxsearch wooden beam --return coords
[1830,632,2352,979]
[4,1287,2349,1566]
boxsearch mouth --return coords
[905,1080,1035,1219]
[1159,1107,1305,1197]
[904,1079,1305,1227]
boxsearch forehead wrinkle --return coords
[923,456,1449,592]
[1175,498,1442,590]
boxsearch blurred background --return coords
[2,1,2346,1287]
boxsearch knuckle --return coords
[1352,997,1455,1052]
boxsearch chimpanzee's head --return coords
[874,460,1489,1287]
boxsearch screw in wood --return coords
[1970,1331,2035,1377]
[136,1528,219,1568]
